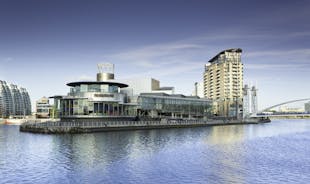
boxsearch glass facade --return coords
[137,95,212,119]
[0,80,31,118]
[58,74,212,120]
[70,84,119,95]
[60,99,137,117]
[59,82,137,118]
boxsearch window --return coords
[80,85,88,92]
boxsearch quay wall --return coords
[269,116,310,119]
[19,119,263,134]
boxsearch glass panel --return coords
[100,85,109,92]
[89,84,100,92]
[99,103,103,114]
[94,103,98,113]
[80,84,88,92]
[109,86,118,93]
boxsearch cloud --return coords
[245,63,310,70]
[77,75,93,81]
[246,49,310,57]
[1,57,13,63]
[106,42,205,68]
[120,61,204,79]
[105,31,310,79]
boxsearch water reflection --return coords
[1,120,310,184]
[206,125,246,145]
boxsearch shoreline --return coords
[19,118,270,134]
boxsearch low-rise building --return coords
[51,63,212,122]
[36,97,52,118]
[305,102,310,113]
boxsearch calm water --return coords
[1,120,310,184]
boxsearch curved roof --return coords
[208,48,242,63]
[66,81,128,88]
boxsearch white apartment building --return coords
[203,48,243,118]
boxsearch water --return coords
[1,120,310,184]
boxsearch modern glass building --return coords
[53,64,213,122]
[0,80,31,118]
[137,93,212,119]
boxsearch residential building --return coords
[203,48,243,118]
[0,80,31,118]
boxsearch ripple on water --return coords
[1,120,310,184]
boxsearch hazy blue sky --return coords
[0,0,309,110]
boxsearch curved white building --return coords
[0,80,31,118]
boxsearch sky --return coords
[0,0,309,110]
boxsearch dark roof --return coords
[170,94,186,98]
[208,48,242,63]
[49,95,64,99]
[140,92,169,96]
[66,81,128,88]
[159,87,174,90]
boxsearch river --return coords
[0,119,309,184]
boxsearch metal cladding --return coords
[97,63,115,81]
[97,73,114,81]
[0,80,31,118]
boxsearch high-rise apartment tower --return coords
[203,48,243,117]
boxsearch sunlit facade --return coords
[36,97,52,118]
[203,48,243,118]
[138,93,212,119]
[53,64,212,122]
[0,80,31,118]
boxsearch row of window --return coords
[70,84,119,93]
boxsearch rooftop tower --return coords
[97,63,115,81]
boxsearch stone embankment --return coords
[20,118,269,134]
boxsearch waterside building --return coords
[0,80,31,118]
[51,64,212,122]
[36,97,52,118]
[203,48,243,118]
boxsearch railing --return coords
[21,119,214,129]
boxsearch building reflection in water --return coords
[203,125,247,184]
[48,125,250,183]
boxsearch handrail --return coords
[21,118,213,130]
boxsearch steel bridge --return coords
[253,98,310,118]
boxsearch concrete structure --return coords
[243,84,258,118]
[305,102,310,113]
[36,97,52,118]
[203,48,243,118]
[121,78,175,96]
[0,80,31,118]
[192,82,204,98]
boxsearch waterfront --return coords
[1,120,310,184]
